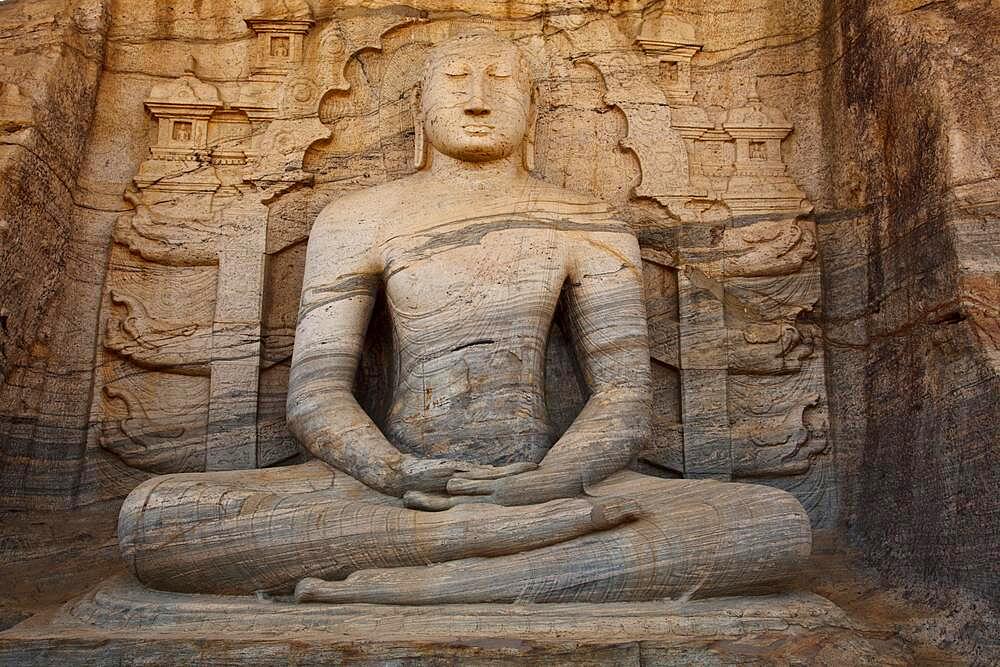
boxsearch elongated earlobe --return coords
[523,84,539,172]
[413,84,427,170]
[414,117,427,170]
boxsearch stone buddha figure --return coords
[117,31,811,604]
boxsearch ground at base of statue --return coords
[0,573,913,665]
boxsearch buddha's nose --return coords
[464,75,491,116]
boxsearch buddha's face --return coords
[420,35,533,164]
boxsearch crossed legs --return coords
[119,462,810,601]
[118,461,641,595]
[294,471,812,604]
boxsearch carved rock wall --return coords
[0,0,851,520]
[818,0,999,611]
[0,0,111,508]
[0,0,833,522]
[0,0,996,620]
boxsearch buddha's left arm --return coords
[446,226,652,506]
[534,228,652,495]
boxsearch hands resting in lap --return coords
[398,456,584,511]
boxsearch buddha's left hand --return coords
[402,467,582,510]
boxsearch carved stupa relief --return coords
[562,9,830,519]
[635,10,701,107]
[246,0,314,78]
[135,58,229,193]
[94,2,329,475]
[88,9,833,525]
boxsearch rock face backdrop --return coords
[0,0,996,633]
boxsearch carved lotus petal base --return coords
[0,574,911,665]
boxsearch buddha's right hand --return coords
[398,456,536,495]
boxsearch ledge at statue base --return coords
[0,574,910,665]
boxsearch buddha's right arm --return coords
[284,212,408,496]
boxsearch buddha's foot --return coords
[586,495,642,530]
[294,495,641,604]
[294,560,504,605]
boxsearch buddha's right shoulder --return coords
[314,178,412,232]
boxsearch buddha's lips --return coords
[462,124,494,134]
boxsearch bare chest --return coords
[380,224,569,332]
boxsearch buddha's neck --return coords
[425,149,528,190]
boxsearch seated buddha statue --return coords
[117,31,811,604]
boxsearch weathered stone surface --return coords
[817,0,1000,612]
[104,29,813,608]
[0,574,911,665]
[0,0,836,524]
[0,0,111,509]
[0,0,995,662]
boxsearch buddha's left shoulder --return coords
[526,179,635,242]
[530,178,612,213]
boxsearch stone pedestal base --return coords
[1,575,906,664]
